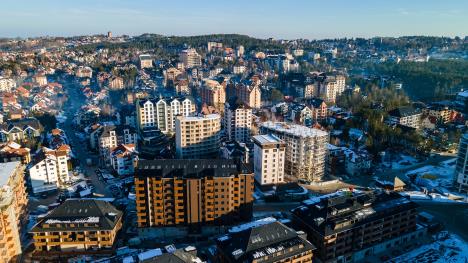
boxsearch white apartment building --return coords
[180,48,202,68]
[136,97,196,134]
[175,114,221,159]
[319,75,346,103]
[253,134,286,186]
[28,147,69,194]
[260,122,328,182]
[98,125,137,167]
[224,102,252,143]
[388,106,422,129]
[109,144,138,176]
[455,133,468,191]
[0,77,16,92]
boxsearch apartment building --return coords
[260,122,328,182]
[95,125,137,166]
[0,142,31,164]
[235,82,262,109]
[0,118,42,143]
[207,41,223,52]
[307,73,346,103]
[455,133,468,191]
[305,98,328,122]
[289,104,313,126]
[0,162,28,263]
[216,218,315,263]
[135,159,254,229]
[32,74,48,86]
[0,77,16,92]
[200,79,226,109]
[31,199,123,253]
[139,54,153,69]
[221,140,250,166]
[109,144,138,176]
[180,48,202,68]
[304,83,319,99]
[75,66,93,78]
[175,79,190,95]
[291,190,420,263]
[253,134,286,186]
[28,147,70,194]
[224,101,252,143]
[175,114,221,159]
[322,75,345,103]
[163,67,182,86]
[422,104,452,124]
[108,76,124,90]
[388,106,422,129]
[136,96,196,134]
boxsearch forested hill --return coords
[77,34,285,53]
[367,59,468,101]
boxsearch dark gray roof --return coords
[305,98,325,108]
[217,221,315,262]
[291,191,418,236]
[0,118,42,132]
[388,106,421,118]
[142,249,199,263]
[31,199,123,232]
[136,159,241,179]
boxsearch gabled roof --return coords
[388,106,421,118]
[31,199,122,232]
[217,221,315,262]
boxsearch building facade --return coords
[139,54,153,69]
[200,79,226,109]
[109,144,138,176]
[28,147,70,194]
[291,191,419,263]
[455,133,468,191]
[180,48,202,68]
[136,97,196,134]
[175,114,221,159]
[31,199,123,253]
[253,134,286,186]
[260,122,328,182]
[235,83,262,109]
[0,162,28,263]
[135,159,254,228]
[96,125,137,167]
[224,102,252,143]
[388,106,422,129]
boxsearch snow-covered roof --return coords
[138,248,163,261]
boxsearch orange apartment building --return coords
[0,161,28,263]
[135,159,254,230]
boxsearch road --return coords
[61,79,112,197]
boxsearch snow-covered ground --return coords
[406,158,457,189]
[387,232,468,263]
[383,154,420,170]
[401,158,468,203]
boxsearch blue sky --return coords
[1,0,467,39]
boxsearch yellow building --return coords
[30,199,122,253]
[0,161,28,263]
